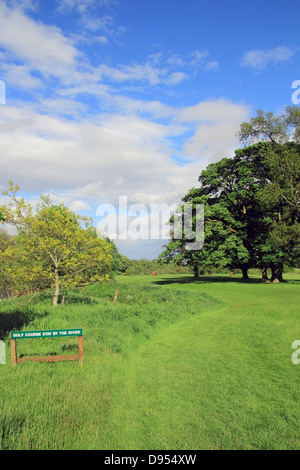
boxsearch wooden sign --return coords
[10,329,84,366]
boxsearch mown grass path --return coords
[105,275,300,450]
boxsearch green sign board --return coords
[11,329,83,340]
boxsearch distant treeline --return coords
[123,259,192,276]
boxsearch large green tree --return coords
[238,107,300,281]
[182,147,269,279]
[160,116,300,281]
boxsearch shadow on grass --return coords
[0,309,48,341]
[155,275,300,287]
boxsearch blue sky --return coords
[0,0,299,259]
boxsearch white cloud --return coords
[56,0,121,37]
[189,50,209,66]
[56,0,117,13]
[56,0,97,13]
[0,99,250,211]
[177,99,250,164]
[0,2,219,103]
[0,2,252,261]
[1,63,43,90]
[178,99,249,124]
[0,2,78,78]
[204,60,219,72]
[165,72,190,86]
[93,50,213,88]
[6,0,39,12]
[68,200,91,213]
[36,97,87,118]
[105,96,175,120]
[95,59,185,87]
[241,46,295,70]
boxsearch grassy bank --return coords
[0,273,299,449]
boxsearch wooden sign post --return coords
[10,329,84,366]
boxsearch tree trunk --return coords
[270,263,284,283]
[261,266,269,281]
[241,265,249,280]
[53,268,60,306]
[194,263,199,278]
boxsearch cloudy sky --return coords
[0,0,299,258]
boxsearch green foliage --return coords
[104,239,132,274]
[0,277,223,357]
[0,181,113,305]
[161,110,300,282]
[127,258,191,275]
[237,106,300,145]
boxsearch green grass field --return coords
[0,272,299,450]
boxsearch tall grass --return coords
[0,274,299,450]
[0,278,223,450]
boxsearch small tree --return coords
[105,239,132,274]
[0,182,112,305]
[0,229,17,298]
